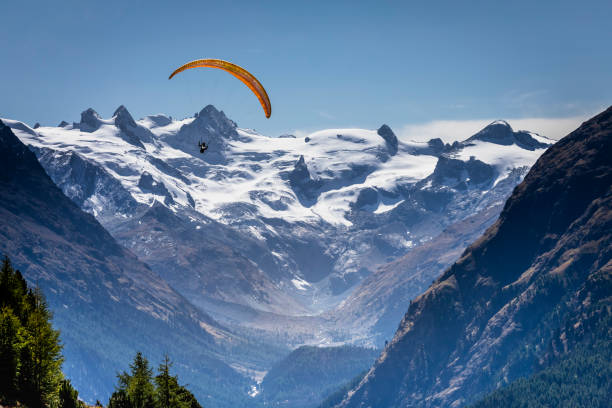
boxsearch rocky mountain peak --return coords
[169,105,241,161]
[467,120,515,144]
[194,105,237,131]
[291,155,310,180]
[377,124,398,155]
[76,108,102,132]
[79,108,103,132]
[113,105,137,128]
[465,120,551,150]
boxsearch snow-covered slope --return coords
[4,106,553,341]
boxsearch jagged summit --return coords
[192,104,237,132]
[113,105,137,128]
[466,120,515,144]
[377,124,398,155]
[78,108,103,132]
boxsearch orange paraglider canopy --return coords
[169,59,271,118]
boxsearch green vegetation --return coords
[108,352,202,408]
[469,311,612,408]
[469,340,611,407]
[0,256,64,408]
[0,255,204,408]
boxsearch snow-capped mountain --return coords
[4,106,553,343]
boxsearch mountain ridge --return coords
[337,106,612,407]
[4,106,553,346]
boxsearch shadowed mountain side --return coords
[331,203,503,345]
[338,107,612,407]
[0,121,254,407]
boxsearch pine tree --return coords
[108,388,131,408]
[110,352,156,408]
[155,354,174,408]
[0,255,65,408]
[154,354,203,408]
[0,307,21,404]
[174,385,202,408]
[128,352,155,408]
[58,379,81,408]
[26,286,64,408]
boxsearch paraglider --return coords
[169,59,271,154]
[198,140,208,154]
[169,59,271,119]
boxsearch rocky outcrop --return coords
[377,124,398,155]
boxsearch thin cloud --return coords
[398,114,592,144]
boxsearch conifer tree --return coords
[128,352,155,408]
[155,354,175,408]
[58,379,81,408]
[0,307,21,403]
[26,286,63,408]
[0,256,65,408]
[108,388,130,408]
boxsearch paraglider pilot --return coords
[198,141,208,154]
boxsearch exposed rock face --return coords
[289,155,323,204]
[339,107,612,407]
[430,156,495,188]
[377,124,398,155]
[465,120,550,150]
[77,108,103,132]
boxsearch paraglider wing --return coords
[169,59,271,118]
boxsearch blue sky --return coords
[1,0,610,138]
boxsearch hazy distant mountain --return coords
[258,345,379,408]
[0,120,255,407]
[4,107,551,347]
[337,107,612,407]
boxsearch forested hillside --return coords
[470,315,611,408]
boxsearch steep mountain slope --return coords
[330,202,505,345]
[0,121,255,406]
[5,107,551,343]
[338,106,612,407]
